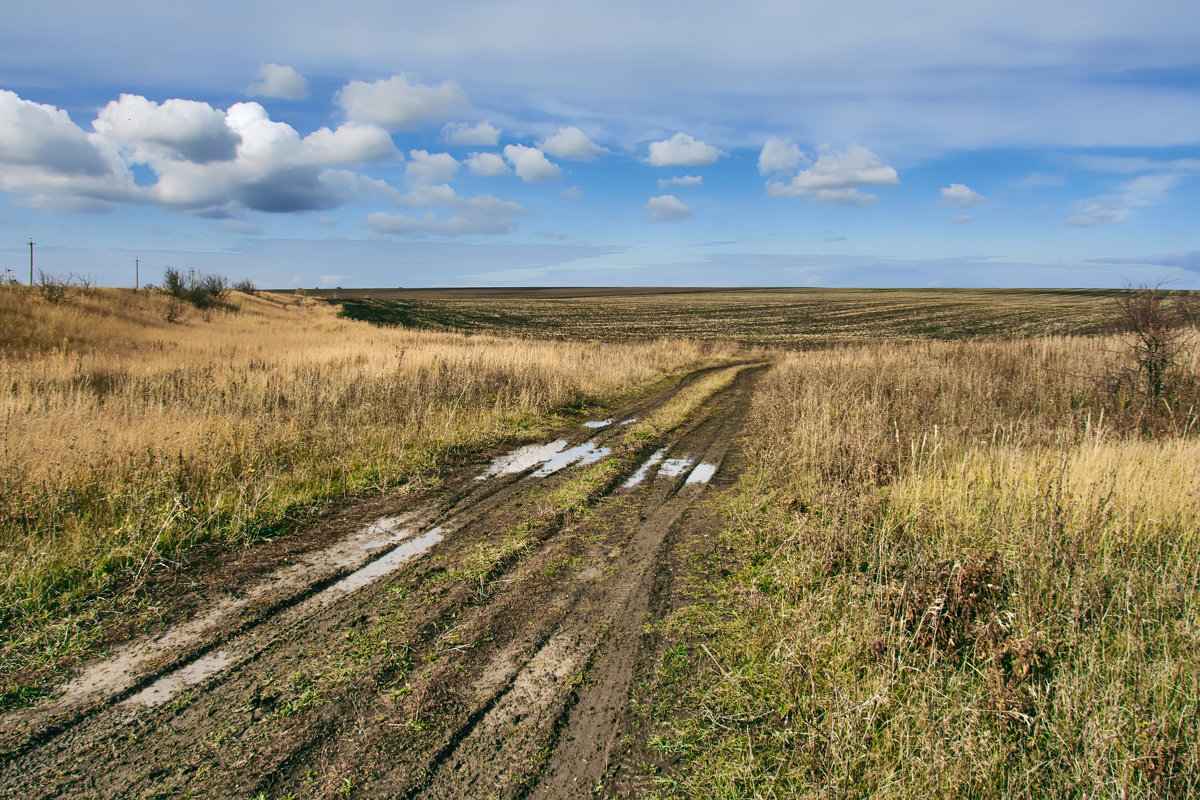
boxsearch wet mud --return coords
[0,362,767,799]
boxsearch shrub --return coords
[232,278,257,295]
[162,267,230,309]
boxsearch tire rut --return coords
[0,362,767,799]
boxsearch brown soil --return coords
[0,363,767,799]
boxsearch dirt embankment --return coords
[0,362,767,799]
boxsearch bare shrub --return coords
[162,267,229,309]
[232,278,257,295]
[1112,281,1194,400]
[36,270,74,304]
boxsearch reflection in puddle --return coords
[583,419,613,428]
[685,463,717,484]
[323,528,446,598]
[657,457,694,477]
[532,443,611,477]
[477,441,568,480]
[623,448,668,488]
[127,650,235,707]
[122,525,446,709]
[619,418,637,425]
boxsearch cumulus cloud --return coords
[465,152,511,177]
[644,194,694,222]
[646,133,722,167]
[503,144,561,182]
[245,63,309,100]
[299,123,399,165]
[335,73,467,130]
[758,137,804,174]
[441,121,501,146]
[0,90,134,210]
[940,183,986,207]
[95,94,241,163]
[658,175,702,188]
[765,144,898,205]
[540,126,605,161]
[366,186,527,236]
[406,149,458,184]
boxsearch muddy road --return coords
[1,362,766,799]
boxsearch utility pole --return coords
[135,258,139,290]
[28,238,34,286]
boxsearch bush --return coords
[36,270,74,304]
[232,278,257,295]
[1112,282,1196,400]
[162,267,229,309]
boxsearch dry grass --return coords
[650,334,1200,798]
[0,286,731,705]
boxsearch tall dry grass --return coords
[0,286,729,704]
[652,335,1200,798]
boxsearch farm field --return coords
[1,284,1197,798]
[301,287,1124,346]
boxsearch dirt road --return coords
[1,362,766,799]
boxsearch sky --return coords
[1,0,1199,289]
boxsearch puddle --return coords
[127,650,235,707]
[531,443,612,477]
[657,457,694,477]
[583,418,613,428]
[685,463,717,484]
[623,447,668,488]
[477,441,568,480]
[619,418,637,425]
[352,516,411,550]
[119,525,447,709]
[323,528,446,598]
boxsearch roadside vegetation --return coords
[0,284,730,707]
[646,326,1200,798]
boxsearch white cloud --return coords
[441,121,501,146]
[503,144,561,182]
[758,137,804,174]
[1066,208,1129,227]
[1066,172,1181,227]
[644,194,694,222]
[300,123,399,165]
[540,126,605,161]
[335,73,467,130]
[465,152,511,177]
[406,149,458,184]
[244,63,309,100]
[950,214,973,224]
[366,186,527,236]
[560,185,583,199]
[1014,172,1065,187]
[658,175,702,188]
[766,144,898,205]
[94,94,240,164]
[940,183,986,207]
[646,133,723,167]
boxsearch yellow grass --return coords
[650,335,1200,799]
[0,287,733,703]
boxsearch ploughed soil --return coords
[0,363,766,799]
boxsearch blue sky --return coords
[1,0,1198,288]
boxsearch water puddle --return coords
[477,440,569,480]
[623,448,668,488]
[657,457,694,477]
[531,443,612,477]
[121,525,447,709]
[619,418,637,425]
[685,463,717,484]
[583,419,613,428]
[127,650,235,707]
[322,528,445,598]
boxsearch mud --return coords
[0,361,767,799]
